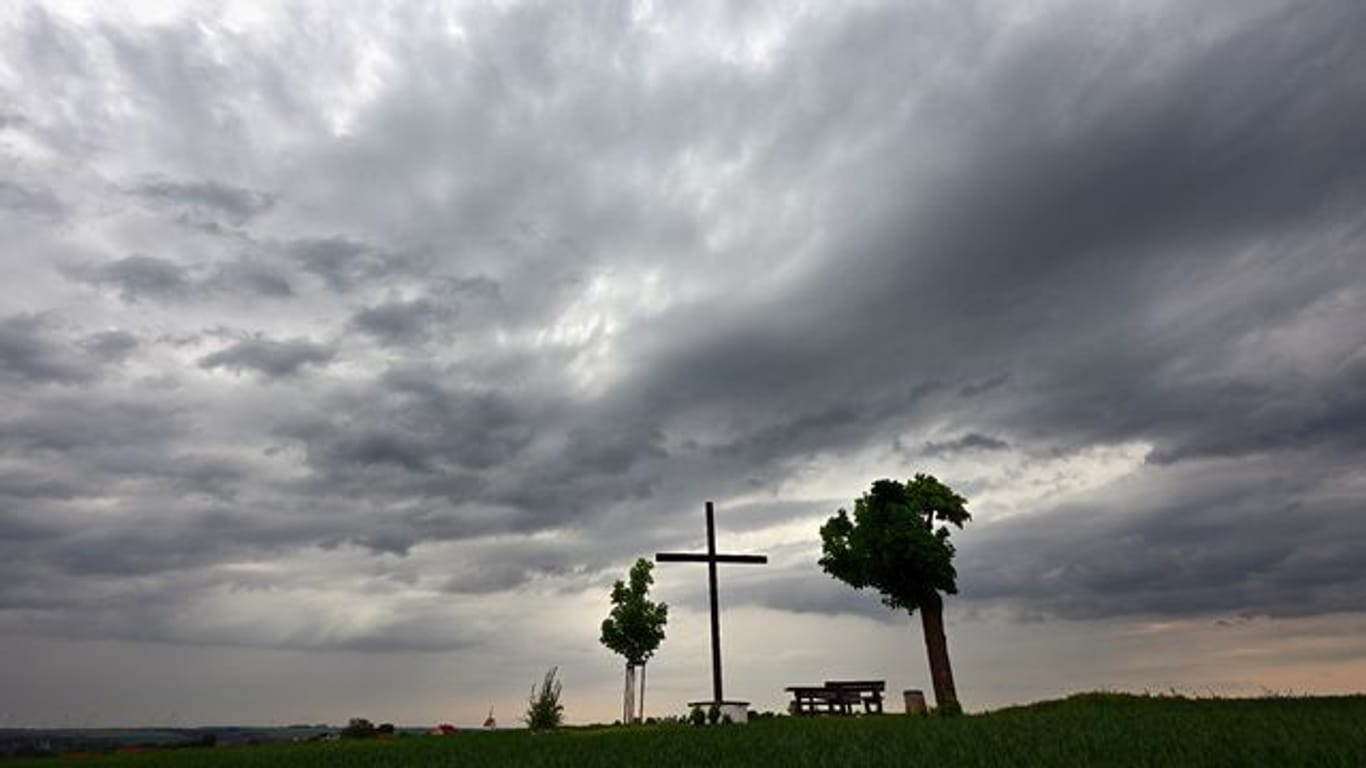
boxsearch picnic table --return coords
[785,680,885,715]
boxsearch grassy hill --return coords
[15,693,1366,767]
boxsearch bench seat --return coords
[785,680,885,715]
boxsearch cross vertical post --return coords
[656,500,768,707]
[706,501,722,702]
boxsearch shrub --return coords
[688,707,707,726]
[341,718,376,739]
[525,666,565,731]
[707,703,721,725]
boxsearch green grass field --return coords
[27,693,1366,767]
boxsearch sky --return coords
[2,0,1365,728]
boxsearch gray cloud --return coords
[288,237,385,293]
[206,258,295,298]
[0,313,100,385]
[62,255,191,302]
[63,253,298,303]
[0,180,63,218]
[958,455,1366,620]
[922,434,1011,457]
[199,336,336,378]
[350,298,443,344]
[132,177,275,226]
[77,329,139,362]
[279,369,538,493]
[0,394,183,455]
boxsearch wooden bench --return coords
[784,686,859,715]
[785,680,885,716]
[825,680,885,714]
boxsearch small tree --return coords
[600,558,669,724]
[525,667,564,731]
[819,474,971,712]
[341,717,376,739]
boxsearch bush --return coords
[707,703,721,725]
[688,707,707,726]
[525,666,565,731]
[341,718,377,739]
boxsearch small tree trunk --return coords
[637,661,647,723]
[918,590,960,710]
[623,663,635,724]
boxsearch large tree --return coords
[600,557,668,724]
[818,474,971,712]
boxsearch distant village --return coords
[0,718,494,759]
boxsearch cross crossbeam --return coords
[656,553,767,564]
[656,501,767,704]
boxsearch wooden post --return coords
[705,502,723,702]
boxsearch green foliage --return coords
[688,706,707,726]
[340,718,376,739]
[599,558,669,666]
[819,474,970,614]
[525,667,565,731]
[706,703,721,725]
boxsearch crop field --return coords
[19,694,1366,767]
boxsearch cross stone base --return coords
[687,700,750,724]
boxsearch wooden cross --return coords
[656,501,767,704]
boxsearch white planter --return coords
[687,700,750,724]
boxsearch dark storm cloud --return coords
[132,178,275,226]
[199,336,336,378]
[278,369,538,492]
[350,298,443,344]
[921,434,1010,457]
[958,456,1366,620]
[0,313,101,384]
[602,0,1366,620]
[63,254,296,302]
[0,394,183,453]
[78,329,139,362]
[2,0,1365,664]
[0,180,63,218]
[206,258,295,298]
[288,237,384,293]
[62,255,191,301]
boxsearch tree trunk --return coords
[918,590,960,711]
[637,661,647,723]
[623,663,636,724]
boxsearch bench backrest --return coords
[824,680,885,691]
